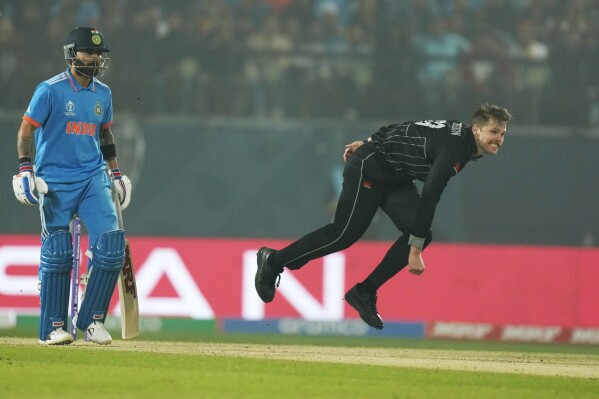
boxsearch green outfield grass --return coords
[1,329,599,399]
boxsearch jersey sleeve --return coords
[410,147,458,244]
[100,92,113,129]
[23,83,52,127]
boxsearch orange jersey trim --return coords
[23,115,41,128]
[100,121,113,129]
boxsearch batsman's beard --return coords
[74,59,105,78]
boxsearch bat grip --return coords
[108,166,125,230]
[112,188,125,230]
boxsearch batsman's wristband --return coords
[19,160,33,173]
[101,143,117,160]
[408,234,425,249]
[111,168,122,179]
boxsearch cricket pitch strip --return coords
[3,337,598,379]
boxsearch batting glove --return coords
[111,168,132,210]
[12,161,47,205]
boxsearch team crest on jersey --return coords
[65,101,76,116]
[94,101,103,116]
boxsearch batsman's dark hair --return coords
[472,103,512,126]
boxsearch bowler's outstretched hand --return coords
[408,247,425,275]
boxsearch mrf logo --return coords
[66,121,97,136]
[122,244,137,298]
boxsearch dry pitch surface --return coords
[3,337,598,379]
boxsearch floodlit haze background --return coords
[1,0,598,247]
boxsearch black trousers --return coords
[271,143,432,290]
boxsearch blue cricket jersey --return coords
[23,69,113,183]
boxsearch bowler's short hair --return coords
[472,104,512,126]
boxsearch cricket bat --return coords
[113,189,140,339]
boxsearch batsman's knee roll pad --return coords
[39,230,73,341]
[76,230,125,330]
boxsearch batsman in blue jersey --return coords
[12,27,132,345]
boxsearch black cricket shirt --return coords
[368,120,480,246]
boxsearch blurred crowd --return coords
[1,0,598,126]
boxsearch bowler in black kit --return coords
[255,103,512,329]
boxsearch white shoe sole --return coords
[39,336,74,345]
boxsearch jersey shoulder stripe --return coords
[45,72,68,86]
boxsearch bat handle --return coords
[108,167,125,230]
[112,188,125,230]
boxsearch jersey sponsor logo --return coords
[415,120,446,129]
[65,121,97,136]
[362,180,372,189]
[65,101,77,116]
[450,122,463,136]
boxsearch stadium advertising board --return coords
[1,235,598,329]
